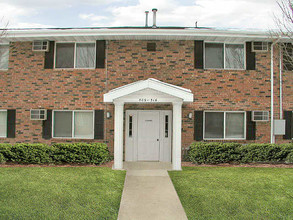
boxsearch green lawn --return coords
[169,167,293,220]
[0,167,126,220]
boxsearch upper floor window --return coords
[55,42,95,69]
[204,43,245,70]
[0,45,9,70]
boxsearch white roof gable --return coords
[104,78,193,103]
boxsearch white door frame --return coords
[125,110,172,162]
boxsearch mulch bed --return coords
[0,161,114,168]
[182,161,293,168]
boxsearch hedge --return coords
[187,142,293,164]
[0,143,110,165]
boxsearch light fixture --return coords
[188,112,192,119]
[106,112,111,119]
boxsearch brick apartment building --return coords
[0,25,292,169]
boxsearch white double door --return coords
[125,110,172,162]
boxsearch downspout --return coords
[105,40,109,142]
[270,39,281,144]
[279,48,283,119]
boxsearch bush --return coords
[0,153,6,164]
[0,143,110,165]
[188,142,293,164]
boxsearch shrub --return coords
[0,153,5,164]
[187,142,241,164]
[0,143,110,165]
[52,143,110,164]
[188,142,293,164]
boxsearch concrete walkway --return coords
[118,162,188,220]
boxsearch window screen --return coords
[53,111,72,137]
[74,111,94,138]
[205,112,224,138]
[225,112,245,138]
[0,45,9,69]
[0,111,7,137]
[75,43,95,68]
[205,43,224,69]
[225,44,245,69]
[55,43,75,68]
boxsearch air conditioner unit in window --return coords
[30,109,47,120]
[252,42,268,52]
[32,41,49,52]
[252,111,269,121]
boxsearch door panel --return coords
[137,111,160,161]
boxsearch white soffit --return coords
[104,78,194,103]
[1,28,282,43]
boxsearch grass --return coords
[169,167,293,220]
[0,167,126,220]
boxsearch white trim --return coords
[54,41,96,69]
[52,110,95,139]
[104,78,193,103]
[0,44,9,71]
[0,110,8,138]
[203,111,246,140]
[204,42,246,70]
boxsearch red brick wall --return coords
[0,40,292,153]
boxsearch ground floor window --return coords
[53,110,94,139]
[0,110,7,137]
[204,111,246,139]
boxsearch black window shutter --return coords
[246,111,256,140]
[44,41,55,69]
[246,42,256,70]
[42,110,52,139]
[194,40,204,69]
[94,110,104,139]
[7,109,16,138]
[194,111,203,141]
[96,40,106,68]
[284,111,293,139]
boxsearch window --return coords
[0,110,7,138]
[283,43,293,71]
[55,42,95,69]
[204,111,245,139]
[204,43,245,69]
[129,115,133,137]
[53,110,94,139]
[0,45,9,70]
[165,115,169,138]
[30,109,47,120]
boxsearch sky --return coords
[0,0,282,30]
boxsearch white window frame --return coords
[0,110,7,138]
[204,42,246,70]
[52,110,95,139]
[0,44,9,71]
[203,111,246,140]
[251,41,268,52]
[54,42,96,69]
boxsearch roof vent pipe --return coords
[152,8,158,28]
[145,11,149,27]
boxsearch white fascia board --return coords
[5,28,284,42]
[104,78,193,103]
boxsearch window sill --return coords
[0,69,8,71]
[203,138,246,141]
[53,68,96,70]
[52,137,94,140]
[204,68,246,71]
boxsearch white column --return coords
[113,101,124,170]
[172,101,183,170]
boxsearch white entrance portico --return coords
[103,78,193,170]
